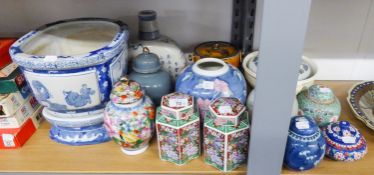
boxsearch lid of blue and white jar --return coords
[138,10,157,21]
[138,10,160,40]
[132,47,161,73]
[324,121,362,146]
[289,115,319,136]
[110,77,144,104]
[307,84,335,104]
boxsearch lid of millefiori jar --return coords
[323,121,366,148]
[110,77,144,104]
[289,115,320,137]
[307,84,335,104]
[132,47,161,73]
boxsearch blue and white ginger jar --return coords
[176,58,247,119]
[284,115,325,171]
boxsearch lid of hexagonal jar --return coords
[160,92,194,120]
[110,77,143,105]
[289,116,320,137]
[209,97,245,126]
[323,121,366,149]
[132,47,161,73]
[156,108,199,128]
[307,84,335,104]
[204,111,249,134]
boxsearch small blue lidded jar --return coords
[323,121,367,161]
[284,115,325,171]
[129,47,172,106]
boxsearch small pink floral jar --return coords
[104,77,155,155]
[204,97,250,172]
[156,92,200,165]
[322,121,367,161]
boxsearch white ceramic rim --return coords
[42,107,104,122]
[242,51,318,85]
[121,145,149,155]
[248,88,299,116]
[10,18,129,70]
[192,58,229,77]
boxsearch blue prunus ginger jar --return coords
[284,115,325,171]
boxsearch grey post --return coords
[247,0,312,175]
[231,0,256,55]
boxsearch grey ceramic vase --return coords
[129,47,172,106]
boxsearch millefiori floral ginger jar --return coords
[204,97,249,172]
[104,77,155,155]
[129,10,187,79]
[322,121,367,161]
[176,58,247,120]
[10,18,129,145]
[129,47,172,106]
[297,84,341,127]
[284,116,325,171]
[156,92,200,165]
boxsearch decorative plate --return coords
[347,81,374,130]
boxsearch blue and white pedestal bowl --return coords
[10,18,129,145]
[43,108,105,128]
[49,124,110,146]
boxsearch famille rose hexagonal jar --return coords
[204,97,250,172]
[156,92,200,165]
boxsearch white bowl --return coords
[43,108,104,128]
[242,51,318,94]
[246,89,299,118]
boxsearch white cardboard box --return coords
[0,96,40,128]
